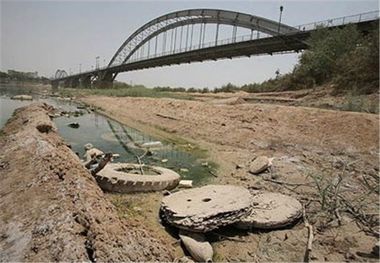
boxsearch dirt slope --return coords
[0,103,174,261]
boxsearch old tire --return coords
[95,163,180,193]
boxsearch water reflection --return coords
[0,85,213,185]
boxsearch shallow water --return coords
[0,86,213,185]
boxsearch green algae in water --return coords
[0,91,216,186]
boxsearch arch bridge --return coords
[52,9,379,88]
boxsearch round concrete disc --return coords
[235,192,302,230]
[249,156,269,174]
[161,185,252,232]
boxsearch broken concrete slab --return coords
[235,191,302,230]
[160,185,252,232]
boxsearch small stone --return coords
[179,230,213,262]
[67,122,80,128]
[249,156,270,174]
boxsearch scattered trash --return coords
[180,168,189,173]
[249,156,271,174]
[160,185,252,232]
[201,162,209,167]
[11,94,33,100]
[179,230,213,262]
[112,153,120,159]
[141,141,163,148]
[161,159,168,163]
[179,180,193,188]
[235,191,302,230]
[67,122,80,128]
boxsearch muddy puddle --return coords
[0,86,214,185]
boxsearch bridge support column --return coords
[51,81,59,91]
[80,75,92,89]
[95,72,114,89]
[70,78,80,88]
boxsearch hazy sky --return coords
[1,0,378,88]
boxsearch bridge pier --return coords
[70,78,80,88]
[95,72,114,89]
[80,75,92,89]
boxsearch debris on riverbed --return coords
[141,141,163,148]
[160,185,252,232]
[179,180,193,188]
[95,163,180,193]
[235,191,303,230]
[67,122,80,128]
[249,156,272,174]
[179,230,213,262]
[11,94,33,100]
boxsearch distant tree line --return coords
[0,70,50,84]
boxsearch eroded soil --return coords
[0,103,174,261]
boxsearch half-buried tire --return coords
[95,163,180,193]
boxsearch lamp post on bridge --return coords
[278,6,284,35]
[95,56,100,70]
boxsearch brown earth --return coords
[0,103,174,261]
[81,95,379,262]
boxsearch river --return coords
[0,85,214,185]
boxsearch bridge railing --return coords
[126,10,379,65]
[294,10,379,31]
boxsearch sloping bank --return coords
[0,103,174,261]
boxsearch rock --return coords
[160,185,252,232]
[235,164,245,169]
[235,192,303,230]
[372,241,380,256]
[84,143,93,151]
[174,256,195,263]
[179,230,213,262]
[249,156,270,174]
[11,94,33,100]
[67,122,80,128]
[179,180,193,188]
[86,148,104,159]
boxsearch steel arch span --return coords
[108,9,298,67]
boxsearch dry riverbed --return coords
[81,95,379,262]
